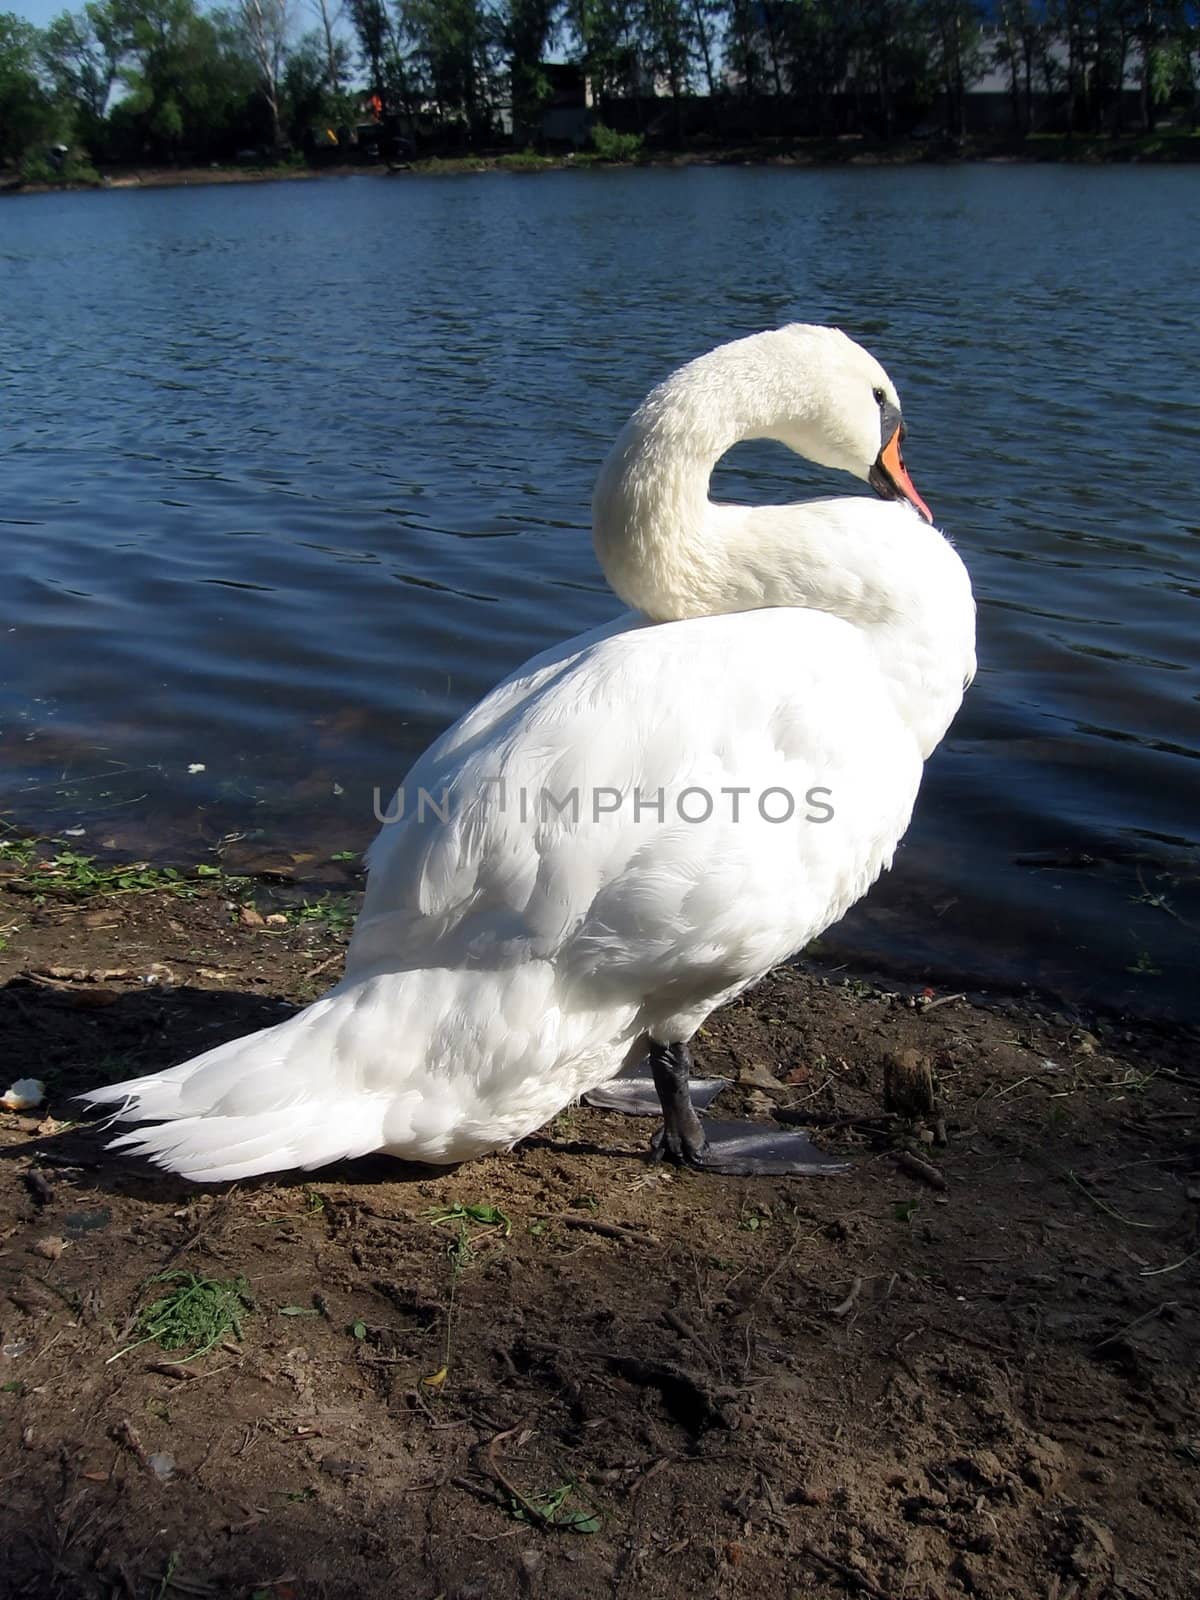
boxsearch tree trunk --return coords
[315,0,342,96]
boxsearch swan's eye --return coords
[872,387,886,406]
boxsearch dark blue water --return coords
[2,167,1198,1018]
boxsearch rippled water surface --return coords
[2,167,1198,1017]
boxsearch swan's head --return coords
[725,325,933,524]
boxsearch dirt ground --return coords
[1,875,1197,1600]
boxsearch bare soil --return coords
[1,879,1197,1600]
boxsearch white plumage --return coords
[84,325,975,1181]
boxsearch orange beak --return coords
[871,424,933,524]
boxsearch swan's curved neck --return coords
[591,353,977,756]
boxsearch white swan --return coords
[84,325,976,1182]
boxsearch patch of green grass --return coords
[893,1199,920,1225]
[290,894,357,934]
[1,836,202,901]
[415,154,492,174]
[110,1270,253,1365]
[496,148,559,170]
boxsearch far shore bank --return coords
[4,130,1198,197]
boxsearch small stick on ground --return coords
[559,1213,658,1244]
[482,1428,555,1528]
[305,951,345,982]
[802,1543,895,1600]
[920,992,965,1013]
[1090,1301,1177,1355]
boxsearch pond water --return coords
[1,165,1198,1019]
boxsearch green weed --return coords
[589,122,644,161]
[290,895,356,934]
[504,1480,601,1533]
[109,1270,253,1365]
[427,1200,512,1237]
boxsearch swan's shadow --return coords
[0,975,647,1204]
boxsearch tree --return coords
[39,3,126,146]
[309,0,344,96]
[688,0,719,100]
[345,0,408,117]
[724,0,766,102]
[994,0,1048,134]
[498,0,558,144]
[640,0,697,135]
[398,0,497,142]
[921,0,984,138]
[281,25,352,144]
[106,0,260,161]
[564,0,640,102]
[239,0,292,148]
[0,12,58,163]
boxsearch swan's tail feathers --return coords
[79,996,388,1183]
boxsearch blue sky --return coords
[11,0,65,28]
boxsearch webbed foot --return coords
[645,1039,849,1178]
[657,1116,849,1177]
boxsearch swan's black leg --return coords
[649,1040,708,1164]
[648,1038,850,1178]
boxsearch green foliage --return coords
[19,149,100,182]
[499,0,558,137]
[504,1479,601,1532]
[589,119,642,159]
[0,11,60,163]
[280,28,354,149]
[398,0,498,137]
[4,1,1200,172]
[427,1199,513,1236]
[2,841,193,898]
[113,1270,254,1364]
[497,145,557,167]
[290,893,356,934]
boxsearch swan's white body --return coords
[87,327,975,1181]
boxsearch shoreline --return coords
[4,130,1198,196]
[0,847,1195,1054]
[0,832,1193,1036]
